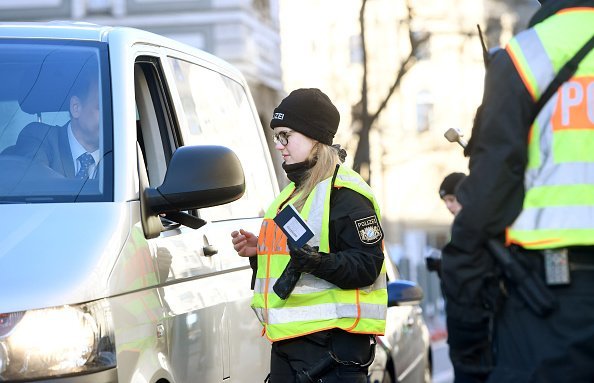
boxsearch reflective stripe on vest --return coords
[251,166,387,341]
[506,9,594,249]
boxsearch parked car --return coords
[368,255,432,383]
[0,22,275,382]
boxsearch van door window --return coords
[168,57,275,221]
[134,58,180,188]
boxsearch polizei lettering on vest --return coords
[555,78,594,128]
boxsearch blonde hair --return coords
[293,143,341,211]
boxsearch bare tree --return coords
[351,0,429,183]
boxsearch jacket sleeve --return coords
[311,187,385,289]
[441,49,534,319]
[249,255,258,290]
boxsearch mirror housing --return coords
[146,145,245,214]
[387,280,424,307]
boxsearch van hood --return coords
[0,203,131,314]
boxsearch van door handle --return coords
[203,245,218,256]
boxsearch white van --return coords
[0,22,277,382]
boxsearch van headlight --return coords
[0,300,116,380]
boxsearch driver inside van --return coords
[12,60,100,179]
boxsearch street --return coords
[432,338,454,383]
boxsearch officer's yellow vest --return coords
[251,166,387,342]
[505,8,594,249]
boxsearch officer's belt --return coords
[565,248,594,271]
[517,246,594,271]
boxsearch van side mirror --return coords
[387,280,424,307]
[146,145,245,214]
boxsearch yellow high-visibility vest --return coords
[506,8,594,249]
[251,166,387,341]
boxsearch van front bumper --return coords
[31,368,117,383]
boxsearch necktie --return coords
[76,153,95,179]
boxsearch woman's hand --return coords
[231,229,258,257]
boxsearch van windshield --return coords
[0,40,113,203]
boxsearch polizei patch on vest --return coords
[354,215,383,245]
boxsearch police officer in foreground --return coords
[231,88,386,382]
[441,0,594,381]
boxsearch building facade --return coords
[278,0,539,316]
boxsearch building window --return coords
[87,0,111,14]
[412,30,431,61]
[253,0,270,17]
[350,35,363,64]
[416,90,433,133]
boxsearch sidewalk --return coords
[432,339,454,383]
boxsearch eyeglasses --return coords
[273,131,292,146]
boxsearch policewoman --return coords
[441,1,594,382]
[231,88,387,382]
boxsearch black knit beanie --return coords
[270,88,340,145]
[439,172,467,199]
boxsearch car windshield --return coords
[0,40,113,203]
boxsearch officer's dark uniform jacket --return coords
[442,0,594,324]
[249,174,385,291]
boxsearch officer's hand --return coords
[231,229,258,257]
[288,242,322,273]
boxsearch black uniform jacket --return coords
[250,186,385,290]
[441,0,594,322]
